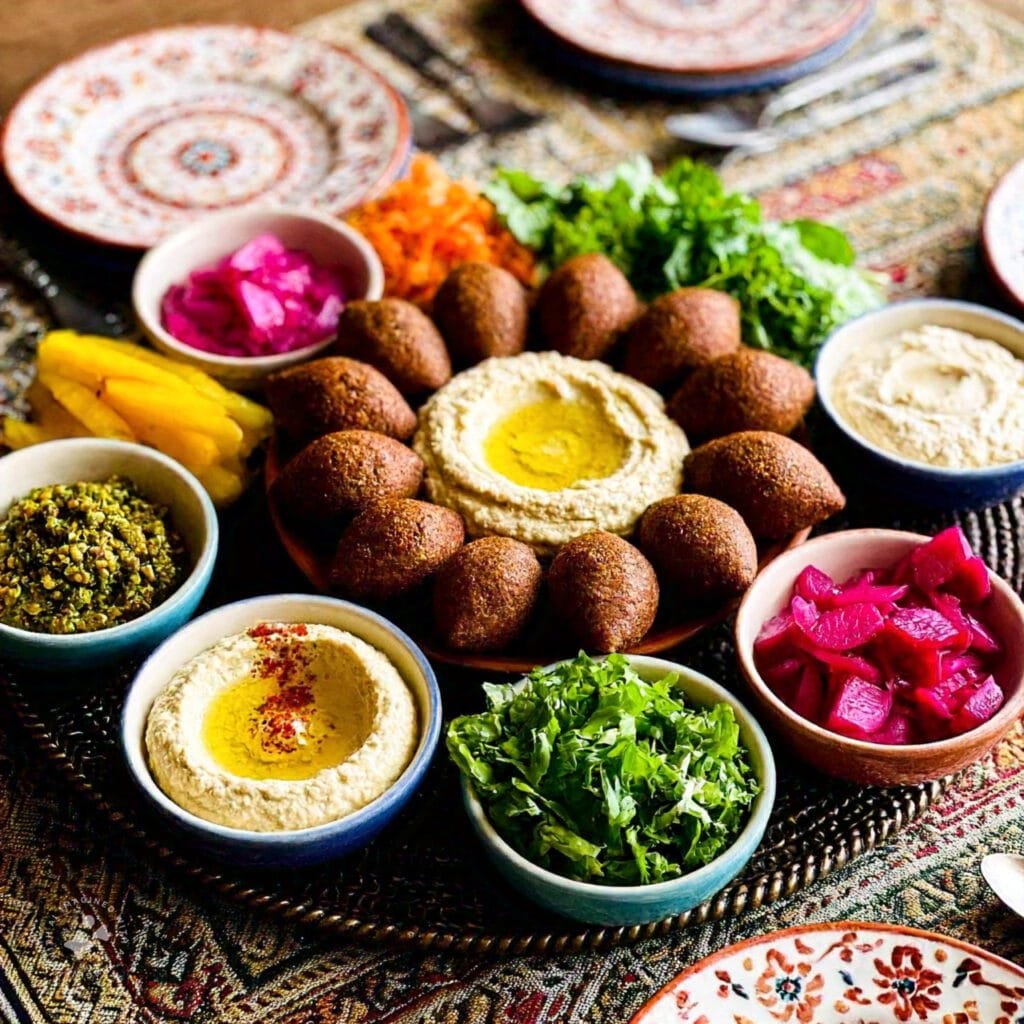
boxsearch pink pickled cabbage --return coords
[161,234,346,357]
[753,527,1005,745]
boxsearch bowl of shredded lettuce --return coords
[447,653,775,926]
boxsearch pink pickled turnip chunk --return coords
[966,613,1001,655]
[868,712,914,745]
[811,650,882,684]
[806,602,885,651]
[827,582,908,608]
[790,594,820,633]
[754,610,796,662]
[795,565,838,603]
[951,676,1004,735]
[761,656,805,693]
[910,526,973,590]
[825,676,893,738]
[792,664,825,723]
[948,556,991,604]
[886,607,963,649]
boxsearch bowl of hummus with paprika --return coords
[121,593,440,866]
[816,299,1024,509]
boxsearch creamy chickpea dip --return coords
[830,324,1024,469]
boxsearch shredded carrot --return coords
[347,155,537,309]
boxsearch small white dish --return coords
[982,852,1024,919]
[133,207,384,390]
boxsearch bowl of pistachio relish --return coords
[0,438,217,669]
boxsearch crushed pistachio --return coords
[0,476,187,634]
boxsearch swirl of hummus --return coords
[830,325,1024,469]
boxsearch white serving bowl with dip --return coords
[815,299,1024,509]
[121,594,441,867]
[132,207,384,391]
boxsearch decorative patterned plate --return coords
[517,0,874,77]
[1,26,411,249]
[263,440,811,673]
[631,921,1024,1022]
[983,159,1024,311]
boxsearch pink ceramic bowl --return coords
[734,529,1024,786]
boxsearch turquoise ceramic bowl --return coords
[460,655,776,926]
[0,438,217,669]
[121,595,442,867]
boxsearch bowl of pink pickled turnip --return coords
[735,528,1024,786]
[133,207,384,390]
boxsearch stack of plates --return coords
[519,0,875,95]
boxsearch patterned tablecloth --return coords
[2,0,1024,1020]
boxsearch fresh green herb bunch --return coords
[0,476,187,634]
[447,653,760,886]
[485,157,884,367]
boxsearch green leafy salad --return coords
[485,157,883,366]
[446,654,760,886]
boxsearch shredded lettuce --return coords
[446,653,760,886]
[485,156,884,367]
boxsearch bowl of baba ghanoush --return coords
[815,299,1024,509]
[121,594,441,866]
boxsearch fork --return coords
[366,13,543,136]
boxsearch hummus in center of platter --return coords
[145,623,418,832]
[414,352,689,553]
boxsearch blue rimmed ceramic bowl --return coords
[121,594,442,868]
[0,438,217,669]
[461,655,776,926]
[815,299,1024,510]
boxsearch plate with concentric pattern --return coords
[1,25,410,249]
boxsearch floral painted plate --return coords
[632,922,1024,1023]
[518,0,873,78]
[983,159,1024,311]
[1,26,410,250]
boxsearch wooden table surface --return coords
[1,0,1022,114]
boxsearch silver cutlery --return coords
[981,852,1024,919]
[665,27,934,151]
[366,13,543,136]
[401,92,471,151]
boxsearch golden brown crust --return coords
[335,298,452,395]
[266,357,417,445]
[270,430,425,528]
[668,348,815,440]
[329,497,465,600]
[432,536,543,652]
[433,263,530,365]
[536,253,640,360]
[683,431,845,539]
[622,288,741,389]
[635,494,757,601]
[547,530,658,652]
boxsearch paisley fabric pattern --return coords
[2,0,1024,1019]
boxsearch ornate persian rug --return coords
[2,0,1024,1020]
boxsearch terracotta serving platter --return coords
[1,26,410,250]
[631,921,1024,1023]
[517,0,873,77]
[264,440,811,673]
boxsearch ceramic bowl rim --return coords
[461,654,776,898]
[131,205,385,370]
[120,593,442,845]
[735,527,1024,756]
[814,298,1024,479]
[0,438,218,647]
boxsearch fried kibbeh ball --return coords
[668,348,815,441]
[335,298,452,395]
[547,530,658,652]
[635,494,757,601]
[266,357,416,446]
[329,497,464,601]
[432,262,530,365]
[536,253,640,360]
[683,431,845,539]
[270,430,424,529]
[622,288,741,389]
[432,536,542,652]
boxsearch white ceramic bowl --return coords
[461,655,776,926]
[132,207,384,390]
[121,594,442,867]
[0,438,218,669]
[815,299,1024,509]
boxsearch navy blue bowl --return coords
[815,299,1024,511]
[121,595,441,868]
[0,439,218,670]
